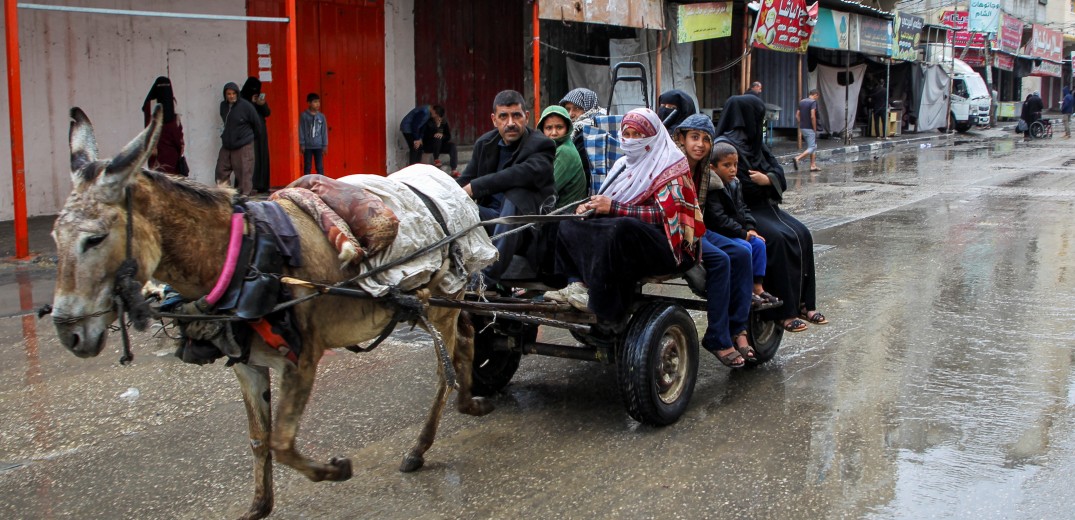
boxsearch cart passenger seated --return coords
[458,90,556,290]
[544,108,705,334]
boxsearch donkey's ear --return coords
[69,107,99,179]
[106,104,162,176]
[95,105,163,201]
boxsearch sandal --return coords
[783,318,808,333]
[713,346,745,368]
[759,291,782,306]
[799,308,829,325]
[809,166,822,172]
[734,332,756,362]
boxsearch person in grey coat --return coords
[215,81,262,195]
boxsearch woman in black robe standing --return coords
[240,77,272,193]
[713,95,827,332]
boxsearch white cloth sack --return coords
[337,165,497,297]
[817,63,867,135]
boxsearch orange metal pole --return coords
[285,0,300,181]
[532,0,540,119]
[5,0,28,259]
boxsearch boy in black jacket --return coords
[708,142,779,305]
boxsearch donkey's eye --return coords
[83,234,108,252]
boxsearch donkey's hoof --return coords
[400,454,425,473]
[460,397,495,417]
[237,498,272,520]
[329,457,353,481]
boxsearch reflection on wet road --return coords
[1,137,1074,519]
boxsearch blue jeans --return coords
[732,236,767,279]
[701,231,753,350]
[303,148,324,175]
[479,198,523,284]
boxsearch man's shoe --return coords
[450,170,460,178]
[544,282,585,303]
[433,160,443,167]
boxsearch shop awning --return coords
[538,0,664,30]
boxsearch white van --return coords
[944,58,991,131]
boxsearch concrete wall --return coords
[0,0,247,221]
[384,0,416,173]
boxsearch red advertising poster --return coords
[941,11,986,49]
[992,13,1022,54]
[1024,24,1062,62]
[994,53,1014,71]
[751,0,814,54]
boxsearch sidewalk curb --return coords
[772,121,1038,164]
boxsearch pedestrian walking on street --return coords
[300,93,328,176]
[1062,87,1073,138]
[215,82,262,196]
[793,89,821,172]
[240,77,272,192]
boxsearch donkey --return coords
[50,107,493,519]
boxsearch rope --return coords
[538,39,673,62]
[692,47,752,75]
[487,196,591,242]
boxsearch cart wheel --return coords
[746,310,784,365]
[617,302,698,426]
[470,317,531,397]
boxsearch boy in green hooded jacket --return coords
[537,105,588,208]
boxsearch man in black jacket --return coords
[458,89,555,285]
[215,82,263,196]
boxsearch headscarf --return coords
[560,87,606,133]
[601,108,703,262]
[141,76,176,125]
[538,105,575,144]
[673,113,716,203]
[240,76,263,102]
[714,95,787,201]
[657,89,697,132]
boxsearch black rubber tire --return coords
[747,310,784,365]
[470,318,530,397]
[617,302,699,426]
[954,121,972,133]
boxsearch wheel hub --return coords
[655,327,688,404]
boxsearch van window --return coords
[953,79,968,98]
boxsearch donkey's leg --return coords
[400,374,452,472]
[233,363,274,520]
[270,350,353,482]
[400,310,492,473]
[451,311,494,416]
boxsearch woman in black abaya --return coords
[713,95,828,332]
[240,77,272,193]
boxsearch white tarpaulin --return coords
[338,165,497,297]
[816,63,866,135]
[915,64,950,132]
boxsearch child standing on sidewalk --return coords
[300,93,328,175]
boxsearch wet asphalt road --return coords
[2,135,1075,519]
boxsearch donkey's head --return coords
[52,107,162,358]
